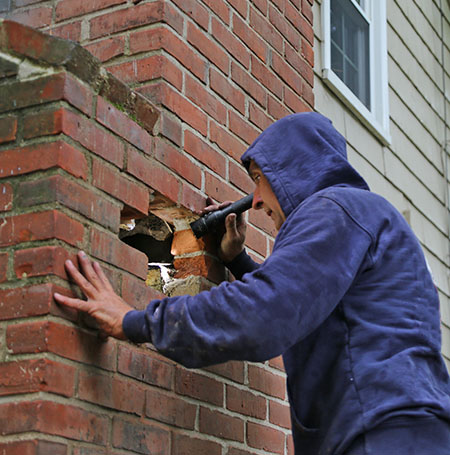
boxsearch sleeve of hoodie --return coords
[122,195,373,368]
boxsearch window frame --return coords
[322,0,391,145]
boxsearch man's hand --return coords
[203,199,247,263]
[53,251,133,340]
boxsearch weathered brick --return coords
[248,101,272,131]
[301,37,314,67]
[0,115,17,144]
[145,389,197,428]
[248,365,286,399]
[285,42,314,87]
[89,2,164,39]
[205,171,243,203]
[268,94,290,120]
[285,0,314,45]
[202,0,230,24]
[210,68,245,114]
[0,358,75,397]
[8,7,53,28]
[49,21,82,42]
[86,36,126,62]
[6,320,117,371]
[16,175,121,232]
[112,418,170,455]
[0,401,108,444]
[246,224,268,257]
[175,367,224,406]
[210,121,247,161]
[0,182,13,212]
[233,13,267,63]
[247,421,286,454]
[211,17,250,69]
[171,0,209,30]
[127,147,180,204]
[269,5,301,50]
[55,0,126,22]
[284,85,310,114]
[271,51,302,97]
[0,252,7,283]
[0,210,84,248]
[229,111,260,145]
[227,385,267,419]
[78,370,145,415]
[173,255,226,283]
[118,344,173,389]
[251,55,283,100]
[0,283,77,321]
[172,433,222,455]
[0,141,88,181]
[0,440,68,455]
[250,6,284,54]
[228,448,259,455]
[199,406,245,442]
[159,112,182,146]
[171,228,214,256]
[120,273,164,311]
[205,361,245,384]
[229,160,254,194]
[92,158,149,216]
[231,61,267,108]
[90,228,148,279]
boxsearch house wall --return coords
[313,0,450,368]
[0,1,315,454]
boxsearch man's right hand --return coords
[203,199,247,263]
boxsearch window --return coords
[322,0,390,144]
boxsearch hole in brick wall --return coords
[119,213,176,293]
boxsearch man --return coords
[54,112,450,454]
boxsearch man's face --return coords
[249,161,286,230]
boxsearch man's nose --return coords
[252,189,263,210]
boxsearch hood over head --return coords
[241,112,370,218]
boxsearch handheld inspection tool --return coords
[190,194,253,239]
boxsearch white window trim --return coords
[322,0,391,145]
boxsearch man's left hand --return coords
[54,251,133,340]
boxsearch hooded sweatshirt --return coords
[123,112,450,454]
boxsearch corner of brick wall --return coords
[0,0,315,452]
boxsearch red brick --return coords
[202,0,229,24]
[230,160,254,194]
[210,121,247,161]
[9,7,52,28]
[0,141,88,180]
[210,68,245,114]
[96,97,152,153]
[269,400,291,429]
[63,73,94,116]
[205,361,245,384]
[302,81,315,107]
[0,252,7,283]
[0,73,66,114]
[89,2,164,39]
[233,13,267,63]
[288,433,295,455]
[232,61,267,107]
[92,158,149,216]
[0,182,13,212]
[90,228,148,279]
[270,5,301,50]
[120,273,164,311]
[184,130,227,177]
[251,55,283,100]
[0,358,75,397]
[228,449,259,455]
[248,365,286,399]
[127,147,180,203]
[14,245,73,280]
[248,102,272,131]
[172,433,222,455]
[0,210,84,248]
[185,75,227,125]
[285,0,314,45]
[246,224,268,257]
[130,27,207,82]
[205,171,242,203]
[49,21,82,42]
[175,367,224,406]
[271,52,302,96]
[269,355,285,371]
[112,418,170,454]
[0,115,17,144]
[118,344,173,389]
[302,0,313,23]
[180,182,208,214]
[172,0,209,30]
[211,17,250,69]
[247,421,286,454]
[199,406,245,442]
[0,283,77,321]
[284,85,310,114]
[56,0,126,22]
[159,112,182,146]
[0,401,108,444]
[229,111,260,145]
[285,42,314,86]
[250,7,284,54]
[0,440,67,455]
[73,447,106,455]
[86,36,126,62]
[249,208,278,237]
[227,385,266,419]
[6,320,117,371]
[153,138,202,188]
[78,370,145,415]
[252,0,268,15]
[229,0,248,18]
[145,389,196,428]
[173,255,226,283]
[301,37,314,67]
[187,22,229,75]
[16,175,121,232]
[268,94,291,120]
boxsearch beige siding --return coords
[313,0,450,362]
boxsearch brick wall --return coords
[0,1,314,454]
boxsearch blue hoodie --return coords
[123,112,450,454]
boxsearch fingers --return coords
[65,258,97,297]
[225,213,239,237]
[54,292,93,312]
[202,200,232,215]
[93,261,114,291]
[77,252,103,291]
